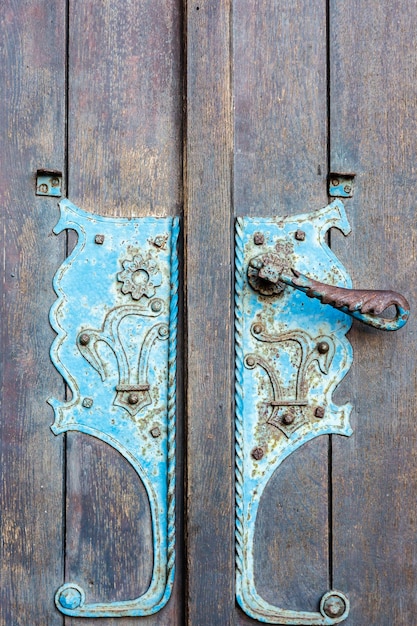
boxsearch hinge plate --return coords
[49,199,178,617]
[235,201,352,624]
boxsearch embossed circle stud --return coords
[282,413,295,425]
[320,590,349,620]
[79,333,90,346]
[153,235,166,248]
[151,299,162,312]
[252,323,263,335]
[245,355,256,367]
[317,341,329,354]
[128,392,139,405]
[158,325,169,338]
[251,447,264,460]
[56,584,85,611]
[315,406,325,419]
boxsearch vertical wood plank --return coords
[185,1,234,623]
[330,2,417,624]
[69,0,183,218]
[233,0,330,617]
[234,0,328,218]
[0,1,66,624]
[65,2,184,624]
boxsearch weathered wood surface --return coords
[330,2,417,625]
[0,2,66,625]
[68,0,183,219]
[185,1,234,624]
[65,2,184,625]
[3,1,417,624]
[234,1,330,619]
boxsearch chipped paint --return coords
[49,199,178,617]
[235,201,352,624]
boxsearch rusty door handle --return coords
[250,256,410,331]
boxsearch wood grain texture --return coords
[234,0,328,218]
[233,1,330,619]
[185,1,234,623]
[330,2,417,624]
[68,0,183,219]
[65,2,184,624]
[0,2,66,624]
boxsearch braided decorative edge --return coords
[130,214,179,614]
[165,216,179,592]
[234,217,245,591]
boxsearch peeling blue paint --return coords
[49,199,178,617]
[235,201,352,624]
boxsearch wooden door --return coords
[1,2,416,625]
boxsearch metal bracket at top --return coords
[49,199,179,617]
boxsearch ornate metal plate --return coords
[49,200,179,617]
[235,201,352,624]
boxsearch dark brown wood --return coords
[65,2,184,625]
[185,1,234,623]
[4,2,417,624]
[234,0,328,218]
[0,2,66,624]
[68,0,183,219]
[330,2,417,624]
[233,1,330,618]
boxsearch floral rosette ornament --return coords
[117,254,162,301]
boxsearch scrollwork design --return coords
[49,199,179,617]
[235,202,354,624]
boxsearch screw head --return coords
[154,235,165,248]
[343,184,352,193]
[79,333,90,346]
[95,234,105,245]
[51,177,60,187]
[317,341,329,354]
[322,595,346,618]
[282,413,295,425]
[254,232,265,245]
[158,325,169,338]
[245,356,256,367]
[315,406,325,419]
[151,300,162,312]
[58,586,83,610]
[331,178,339,187]
[128,392,139,405]
[82,398,93,408]
[251,447,264,461]
[39,183,49,193]
[150,426,161,438]
[252,323,263,335]
[295,230,306,241]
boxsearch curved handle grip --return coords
[255,261,410,331]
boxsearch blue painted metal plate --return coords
[235,201,352,624]
[49,199,178,617]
